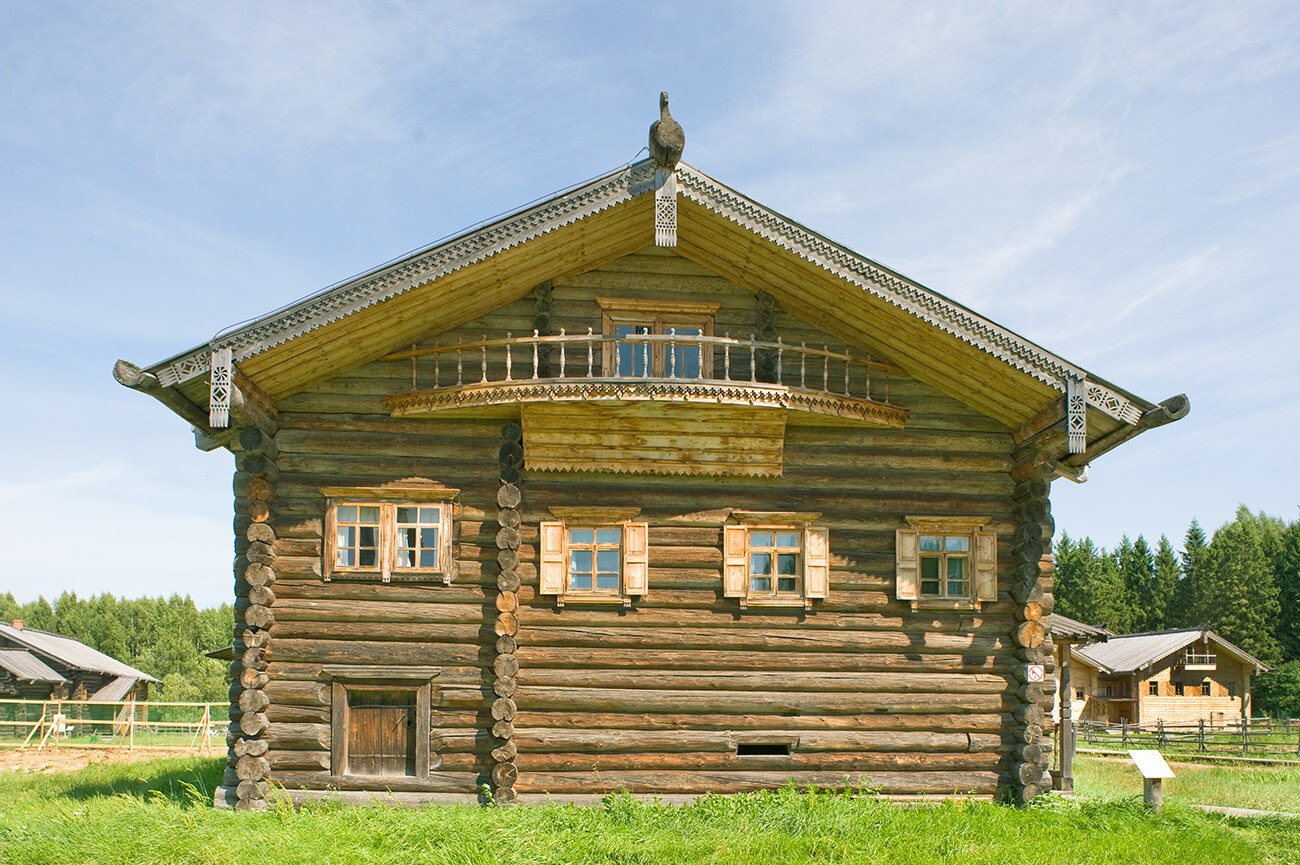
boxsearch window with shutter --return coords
[537,508,646,606]
[322,486,457,584]
[896,517,995,610]
[726,513,828,609]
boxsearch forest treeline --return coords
[0,592,232,703]
[1054,506,1300,715]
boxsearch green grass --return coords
[1075,754,1300,812]
[1,757,1298,865]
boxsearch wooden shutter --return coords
[803,526,829,599]
[623,521,649,596]
[974,529,998,602]
[895,528,919,601]
[722,524,748,598]
[539,521,566,595]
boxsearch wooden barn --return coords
[0,620,158,702]
[1064,627,1269,727]
[114,100,1189,809]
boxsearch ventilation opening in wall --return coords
[736,742,791,756]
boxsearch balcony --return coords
[381,330,909,428]
[1182,650,1217,671]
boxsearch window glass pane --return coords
[750,531,774,548]
[615,324,652,376]
[921,580,940,595]
[398,527,417,549]
[920,535,942,552]
[337,549,354,567]
[423,527,438,549]
[418,506,439,523]
[947,579,967,597]
[419,548,439,568]
[777,553,798,575]
[569,528,594,545]
[777,576,797,593]
[946,535,970,552]
[596,549,620,573]
[396,506,418,523]
[396,548,415,567]
[569,549,593,574]
[358,506,380,522]
[750,552,772,575]
[359,548,377,567]
[920,558,939,579]
[360,526,378,546]
[570,573,592,590]
[666,328,702,379]
[337,506,357,522]
[750,576,772,592]
[595,573,619,590]
[947,558,965,579]
[775,532,800,548]
[595,528,621,545]
[338,526,355,547]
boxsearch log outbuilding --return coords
[115,99,1188,808]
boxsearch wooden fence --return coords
[1078,717,1300,760]
[0,699,224,753]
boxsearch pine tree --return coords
[1153,535,1180,630]
[1172,520,1209,626]
[1277,520,1300,662]
[1202,507,1282,665]
[1119,535,1158,632]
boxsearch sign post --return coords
[1128,749,1174,814]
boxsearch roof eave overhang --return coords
[133,158,1163,434]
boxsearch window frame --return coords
[324,664,440,780]
[322,486,457,584]
[539,507,648,607]
[1149,680,1160,696]
[723,512,829,610]
[895,517,996,610]
[596,298,719,379]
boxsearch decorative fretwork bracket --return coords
[654,167,677,247]
[1066,374,1086,453]
[209,346,233,428]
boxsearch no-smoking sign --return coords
[1026,665,1045,683]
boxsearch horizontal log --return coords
[511,686,1009,716]
[508,711,1010,734]
[514,769,1000,795]
[512,751,1002,773]
[514,646,1016,673]
[515,669,1011,694]
[516,626,1008,655]
[268,639,489,666]
[272,772,481,794]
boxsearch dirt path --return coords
[0,747,207,773]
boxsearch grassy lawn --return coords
[1,757,1298,865]
[1074,754,1300,812]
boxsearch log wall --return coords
[246,246,1039,802]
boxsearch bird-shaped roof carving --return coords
[649,91,685,169]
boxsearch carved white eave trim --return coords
[143,158,1146,425]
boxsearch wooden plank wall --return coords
[257,246,1025,798]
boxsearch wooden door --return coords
[347,689,416,776]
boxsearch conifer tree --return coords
[1276,520,1300,662]
[1172,520,1209,626]
[1153,535,1180,630]
[1203,507,1282,665]
[1120,535,1158,631]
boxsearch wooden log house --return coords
[115,100,1189,809]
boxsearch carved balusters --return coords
[800,342,807,389]
[643,333,651,377]
[667,328,675,378]
[844,349,851,396]
[409,344,417,393]
[749,337,757,383]
[776,337,783,385]
[586,328,594,378]
[723,333,731,381]
[480,335,488,383]
[822,348,830,392]
[558,328,566,378]
[505,333,512,381]
[456,339,464,386]
[433,344,440,389]
[532,331,539,380]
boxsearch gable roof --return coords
[1073,627,1272,675]
[1046,613,1111,645]
[0,623,159,683]
[87,676,142,702]
[129,158,1177,439]
[0,649,68,684]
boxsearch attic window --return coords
[597,298,718,379]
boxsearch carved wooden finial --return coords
[649,91,685,169]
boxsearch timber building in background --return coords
[115,97,1189,809]
[0,621,158,702]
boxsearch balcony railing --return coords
[380,330,909,426]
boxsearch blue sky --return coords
[1,1,1297,608]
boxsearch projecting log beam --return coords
[113,359,214,433]
[1063,394,1190,469]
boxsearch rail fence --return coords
[1078,717,1300,760]
[0,699,224,753]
